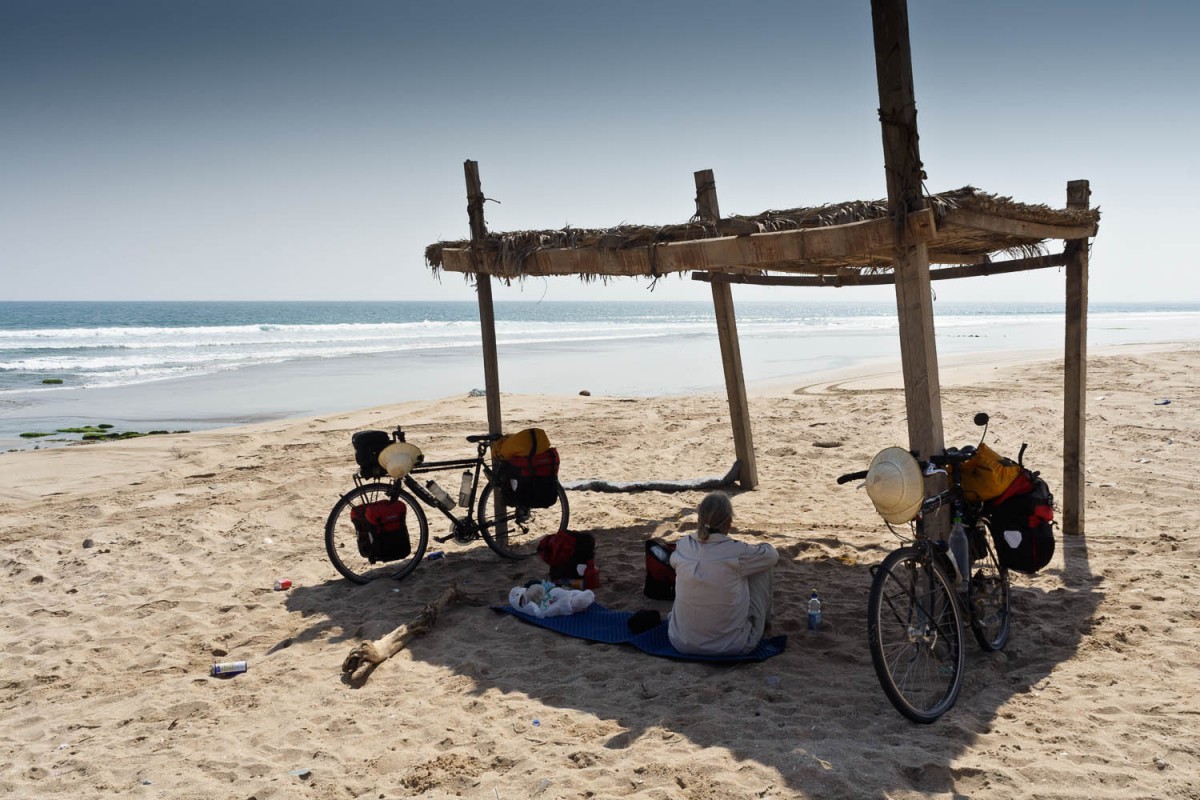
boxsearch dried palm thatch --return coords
[424,186,1099,282]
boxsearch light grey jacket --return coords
[667,532,778,655]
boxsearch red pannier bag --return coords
[499,448,560,508]
[984,469,1056,574]
[350,500,411,563]
[537,529,599,588]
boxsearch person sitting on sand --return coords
[668,491,779,656]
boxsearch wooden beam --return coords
[696,169,758,490]
[1063,180,1090,537]
[436,208,937,277]
[872,0,945,471]
[941,208,1098,241]
[692,252,1069,287]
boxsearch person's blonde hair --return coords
[696,491,733,541]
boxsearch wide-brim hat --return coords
[378,442,424,478]
[865,447,924,524]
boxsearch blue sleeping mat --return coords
[494,603,787,663]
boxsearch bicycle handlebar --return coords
[836,470,869,485]
[928,445,977,468]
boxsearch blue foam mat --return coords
[494,603,787,663]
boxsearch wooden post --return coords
[464,161,508,546]
[1063,180,1090,536]
[695,169,758,489]
[464,160,502,436]
[871,0,945,464]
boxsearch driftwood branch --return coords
[561,461,741,494]
[341,583,470,678]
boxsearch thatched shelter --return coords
[426,186,1096,281]
[423,0,1098,536]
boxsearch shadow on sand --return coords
[284,509,1099,798]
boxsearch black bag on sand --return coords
[643,538,677,601]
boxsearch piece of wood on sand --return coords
[342,583,473,680]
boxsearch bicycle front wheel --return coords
[867,546,966,724]
[968,526,1011,651]
[324,483,429,584]
[477,481,569,559]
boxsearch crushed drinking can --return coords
[274,579,292,591]
[211,660,247,677]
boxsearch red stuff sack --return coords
[350,500,411,563]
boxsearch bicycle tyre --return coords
[477,481,569,559]
[324,482,429,584]
[968,529,1011,652]
[867,546,966,724]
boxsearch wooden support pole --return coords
[695,169,758,490]
[464,160,502,436]
[465,162,509,545]
[1063,180,1090,536]
[872,0,944,466]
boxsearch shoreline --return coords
[4,338,1197,452]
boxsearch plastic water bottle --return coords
[807,590,821,631]
[457,470,473,507]
[948,516,970,591]
[425,480,454,508]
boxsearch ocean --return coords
[2,300,1198,449]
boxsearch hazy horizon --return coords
[3,1,1197,305]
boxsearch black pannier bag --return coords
[350,500,411,562]
[984,469,1056,574]
[497,448,561,508]
[352,430,392,479]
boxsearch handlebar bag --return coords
[351,430,392,479]
[984,469,1055,573]
[954,443,1023,503]
[497,448,560,508]
[350,500,411,563]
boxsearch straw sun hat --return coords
[865,447,925,524]
[378,442,424,478]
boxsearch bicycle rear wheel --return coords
[324,483,429,584]
[867,546,966,724]
[968,525,1011,651]
[477,481,569,559]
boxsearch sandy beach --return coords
[1,344,1197,799]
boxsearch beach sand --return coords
[1,345,1197,799]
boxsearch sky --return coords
[2,0,1197,304]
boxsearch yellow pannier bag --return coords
[492,428,552,461]
[954,443,1022,503]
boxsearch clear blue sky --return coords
[2,1,1196,303]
